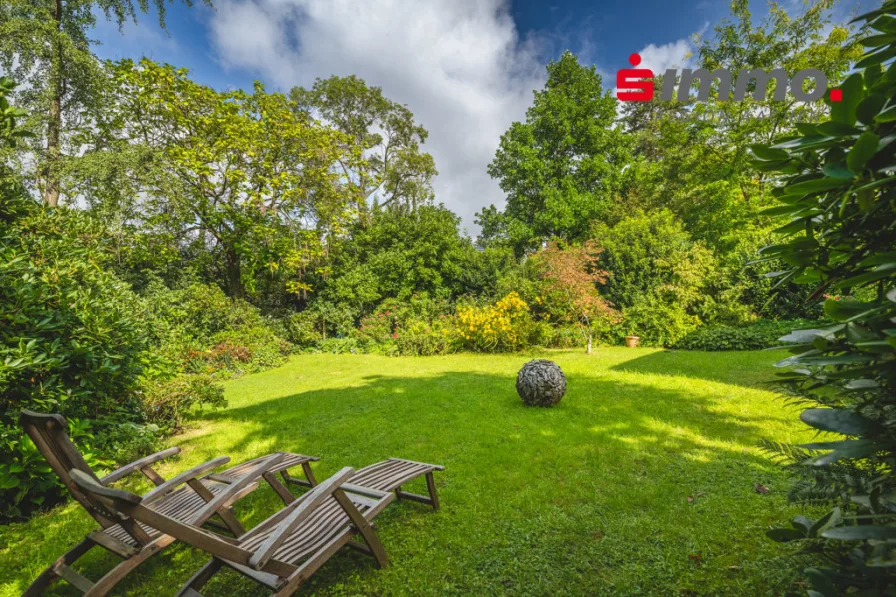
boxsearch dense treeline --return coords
[0,0,865,537]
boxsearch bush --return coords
[142,374,226,431]
[454,292,533,352]
[543,324,586,349]
[673,319,819,351]
[282,311,321,348]
[144,281,293,376]
[0,207,156,521]
[315,337,363,354]
[352,294,456,356]
[614,296,700,347]
[0,417,105,521]
[752,14,896,591]
[394,317,458,356]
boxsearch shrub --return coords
[752,12,896,592]
[454,292,533,352]
[614,296,700,347]
[282,311,321,347]
[0,207,156,521]
[144,282,293,376]
[543,324,585,349]
[353,294,456,356]
[674,319,819,351]
[142,374,227,431]
[394,317,458,356]
[182,327,292,376]
[0,417,106,521]
[315,337,363,354]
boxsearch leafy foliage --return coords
[753,5,896,592]
[0,0,203,206]
[291,75,437,218]
[674,319,819,351]
[142,374,226,431]
[482,51,632,254]
[98,59,356,299]
[532,240,618,353]
[455,292,534,352]
[0,204,155,520]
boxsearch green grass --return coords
[0,348,817,596]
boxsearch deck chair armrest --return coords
[100,447,181,485]
[248,466,356,571]
[142,456,231,503]
[189,454,286,525]
[340,482,391,499]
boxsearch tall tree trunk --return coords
[225,249,245,299]
[587,331,593,355]
[43,0,63,207]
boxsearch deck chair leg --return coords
[85,537,173,597]
[301,462,318,486]
[264,471,297,505]
[174,559,223,597]
[425,472,440,511]
[22,538,95,597]
[332,491,389,569]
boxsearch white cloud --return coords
[635,38,693,75]
[207,0,546,235]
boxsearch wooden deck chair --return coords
[285,457,445,510]
[18,410,315,596]
[69,466,396,597]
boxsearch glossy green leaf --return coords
[847,132,881,172]
[800,408,878,435]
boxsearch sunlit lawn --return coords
[0,348,815,596]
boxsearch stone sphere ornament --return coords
[516,359,567,407]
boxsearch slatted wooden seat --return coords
[284,457,445,510]
[207,451,319,505]
[70,467,397,597]
[18,410,316,597]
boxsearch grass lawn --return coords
[0,348,816,596]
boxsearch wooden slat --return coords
[224,561,282,589]
[53,563,94,593]
[352,461,425,491]
[87,530,138,558]
[248,467,355,570]
[140,466,166,486]
[388,457,446,471]
[395,491,433,506]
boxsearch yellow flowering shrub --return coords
[454,292,532,352]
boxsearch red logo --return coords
[616,54,654,102]
[615,51,842,103]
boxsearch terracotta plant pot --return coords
[624,335,640,348]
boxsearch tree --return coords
[482,51,632,254]
[100,59,356,299]
[0,0,205,207]
[317,204,475,319]
[620,0,861,250]
[291,75,437,221]
[533,240,616,354]
[754,4,896,591]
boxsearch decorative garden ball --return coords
[516,359,567,407]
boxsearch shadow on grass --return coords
[183,368,796,595]
[608,348,786,389]
[12,365,802,596]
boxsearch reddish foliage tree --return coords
[535,240,618,354]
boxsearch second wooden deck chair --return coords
[18,410,317,596]
[70,466,396,597]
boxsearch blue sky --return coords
[90,0,875,231]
